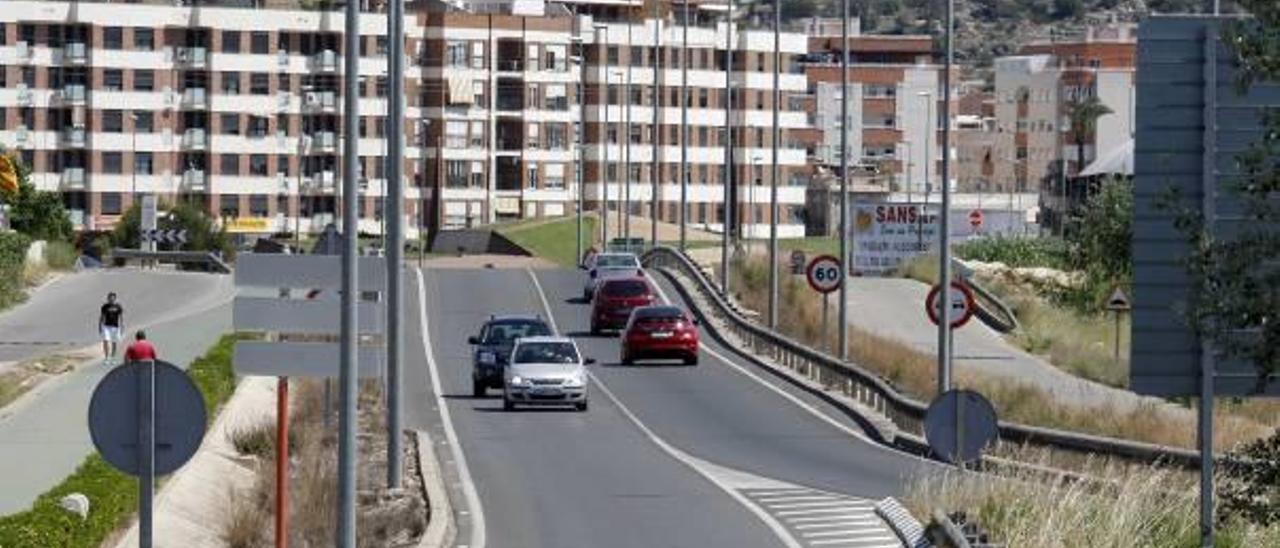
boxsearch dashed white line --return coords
[768,500,879,510]
[794,521,883,530]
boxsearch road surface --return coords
[408,264,936,548]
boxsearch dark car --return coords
[468,315,554,396]
[621,306,700,365]
[590,277,657,335]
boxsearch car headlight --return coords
[509,375,527,386]
[563,374,586,388]
[478,351,497,364]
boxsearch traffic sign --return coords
[805,255,842,294]
[142,228,188,245]
[924,389,999,464]
[88,361,207,476]
[789,250,807,275]
[1106,287,1131,311]
[926,281,976,328]
[968,209,984,229]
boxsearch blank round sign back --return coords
[924,389,998,464]
[88,361,207,476]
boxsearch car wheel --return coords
[684,353,698,366]
[503,397,515,412]
[621,352,634,365]
[472,378,485,398]
[576,400,588,412]
[590,323,601,336]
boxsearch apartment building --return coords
[954,82,995,193]
[992,23,1136,228]
[800,18,942,196]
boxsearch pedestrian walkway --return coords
[0,301,230,516]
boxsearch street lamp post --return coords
[572,32,585,264]
[917,91,933,249]
[679,0,690,251]
[768,0,780,329]
[720,0,735,297]
[651,0,660,248]
[596,24,610,247]
[838,2,850,360]
[623,20,633,242]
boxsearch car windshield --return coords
[512,342,579,364]
[603,280,650,298]
[483,321,551,344]
[595,255,638,268]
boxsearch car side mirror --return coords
[467,336,480,345]
[584,358,597,365]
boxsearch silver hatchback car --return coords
[504,337,595,411]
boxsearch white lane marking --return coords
[524,269,804,548]
[809,539,900,547]
[759,495,846,503]
[803,528,894,538]
[777,507,877,517]
[768,500,878,510]
[794,521,883,530]
[415,267,487,548]
[784,514,878,524]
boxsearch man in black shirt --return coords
[98,292,124,365]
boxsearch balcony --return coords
[311,131,337,152]
[61,168,86,190]
[62,127,87,148]
[182,169,207,191]
[182,88,208,109]
[496,60,524,72]
[62,42,88,64]
[312,50,338,72]
[304,91,338,113]
[177,47,209,68]
[14,41,32,64]
[61,84,87,105]
[316,170,336,190]
[16,85,33,107]
[182,128,208,149]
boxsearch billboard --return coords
[852,202,939,275]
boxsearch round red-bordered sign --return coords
[925,281,976,328]
[805,255,843,294]
[968,209,984,228]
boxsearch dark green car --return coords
[468,315,554,397]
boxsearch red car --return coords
[590,277,656,335]
[621,305,699,365]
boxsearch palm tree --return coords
[1067,95,1113,176]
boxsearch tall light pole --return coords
[768,0,780,329]
[838,3,850,360]
[679,0,690,252]
[572,17,584,263]
[385,0,406,490]
[937,0,955,395]
[623,22,633,242]
[917,90,933,248]
[337,0,360,541]
[720,0,735,296]
[651,0,661,248]
[596,24,610,246]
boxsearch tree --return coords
[0,152,74,242]
[1065,177,1133,310]
[1067,95,1113,177]
[112,200,233,262]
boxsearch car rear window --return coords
[602,280,650,297]
[634,307,682,320]
[483,321,552,344]
[596,255,638,268]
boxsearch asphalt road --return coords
[0,269,234,366]
[410,265,936,548]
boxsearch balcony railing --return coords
[182,88,208,108]
[177,47,208,68]
[63,42,88,64]
[311,131,337,151]
[312,50,337,72]
[61,84,87,105]
[61,168,86,190]
[62,127,87,147]
[304,91,338,113]
[182,128,207,149]
[496,59,523,72]
[182,169,207,190]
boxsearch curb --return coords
[415,430,456,548]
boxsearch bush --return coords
[112,201,234,264]
[0,333,240,547]
[2,155,74,243]
[43,241,77,271]
[0,231,31,311]
[955,235,1070,270]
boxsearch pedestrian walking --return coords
[98,292,124,365]
[124,330,157,362]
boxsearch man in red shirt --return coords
[124,331,157,362]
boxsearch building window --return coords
[222,72,240,94]
[471,42,484,69]
[446,160,467,188]
[527,163,539,189]
[250,31,269,54]
[545,163,565,189]
[221,154,240,176]
[547,124,567,150]
[22,66,34,88]
[102,110,124,133]
[248,116,269,138]
[250,73,269,95]
[222,31,240,53]
[277,32,291,53]
[249,154,268,176]
[446,41,467,67]
[101,193,123,215]
[104,27,122,49]
[375,76,387,97]
[277,156,289,177]
[250,194,269,216]
[469,121,485,148]
[134,152,153,175]
[103,69,123,91]
[134,70,154,91]
[102,152,123,174]
[134,28,154,50]
[607,46,619,65]
[220,113,240,135]
[376,36,388,56]
[220,195,238,216]
[133,111,153,132]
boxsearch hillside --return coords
[781,0,1213,66]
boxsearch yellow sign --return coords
[226,217,271,233]
[0,155,18,196]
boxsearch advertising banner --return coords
[852,202,939,275]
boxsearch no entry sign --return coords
[926,281,976,329]
[968,209,984,229]
[806,255,842,294]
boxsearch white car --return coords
[583,252,643,301]
[504,337,593,412]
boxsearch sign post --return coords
[806,255,842,352]
[1106,287,1131,363]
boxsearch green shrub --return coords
[955,235,1069,270]
[0,231,31,311]
[43,241,77,271]
[0,334,239,547]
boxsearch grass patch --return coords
[954,235,1069,270]
[497,216,598,267]
[904,452,1280,547]
[729,256,1271,451]
[778,237,840,257]
[0,334,240,547]
[43,241,78,271]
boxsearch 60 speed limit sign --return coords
[806,255,843,294]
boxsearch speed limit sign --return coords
[805,255,843,294]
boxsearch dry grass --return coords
[0,353,83,410]
[904,450,1280,547]
[728,256,1275,451]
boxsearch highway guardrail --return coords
[641,245,1200,469]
